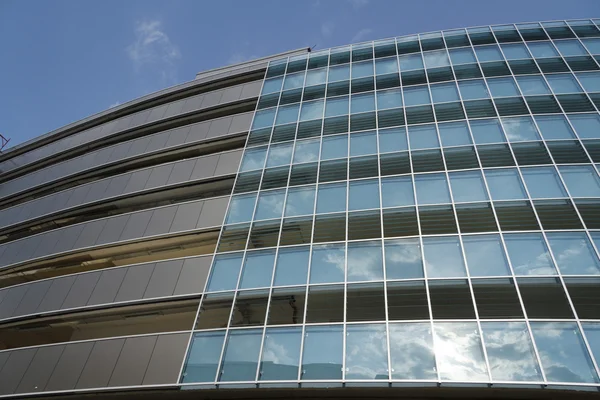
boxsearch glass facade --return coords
[181,20,600,390]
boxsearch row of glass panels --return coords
[181,321,600,384]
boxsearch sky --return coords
[0,0,598,147]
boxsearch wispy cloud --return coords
[351,28,373,43]
[109,101,121,108]
[126,20,181,86]
[348,0,369,9]
[321,21,335,38]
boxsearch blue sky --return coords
[0,0,598,146]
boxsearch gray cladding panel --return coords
[0,348,37,395]
[173,256,212,295]
[87,268,128,306]
[75,339,125,389]
[185,121,211,143]
[169,201,204,233]
[229,112,253,133]
[189,155,219,181]
[197,197,229,228]
[114,263,155,302]
[214,150,242,176]
[37,276,76,313]
[144,206,178,237]
[144,259,184,299]
[119,210,153,241]
[96,215,130,245]
[61,271,101,309]
[142,332,190,385]
[206,116,233,139]
[108,335,157,387]
[0,286,28,319]
[15,345,65,394]
[13,280,52,317]
[45,341,94,391]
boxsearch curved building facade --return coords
[1,19,600,399]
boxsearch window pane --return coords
[385,238,424,279]
[481,322,542,382]
[475,45,504,62]
[266,143,293,167]
[262,77,283,95]
[350,131,377,156]
[305,68,327,86]
[275,104,300,125]
[255,190,285,220]
[351,92,375,113]
[458,80,490,100]
[226,193,257,224]
[546,74,583,94]
[381,176,414,207]
[423,236,467,278]
[516,75,551,95]
[378,127,408,152]
[409,124,439,150]
[449,170,489,202]
[415,173,451,204]
[310,244,345,284]
[389,323,436,380]
[375,57,398,74]
[300,100,325,121]
[240,147,267,171]
[259,327,302,381]
[329,65,350,82]
[527,41,559,58]
[239,250,276,289]
[433,322,489,381]
[345,324,388,379]
[349,179,380,211]
[376,88,403,109]
[325,96,349,117]
[283,72,305,90]
[301,325,343,380]
[487,77,520,97]
[347,240,384,282]
[534,115,575,140]
[430,82,460,103]
[501,116,540,142]
[274,246,310,286]
[577,72,600,92]
[521,167,567,198]
[559,166,600,197]
[463,235,511,277]
[485,169,527,200]
[546,232,600,275]
[583,323,600,370]
[504,233,557,275]
[399,53,424,70]
[568,114,600,139]
[449,47,477,64]
[403,85,431,106]
[321,134,348,160]
[293,139,320,164]
[219,329,262,381]
[439,121,472,146]
[555,39,589,56]
[182,331,225,383]
[352,61,374,78]
[317,182,347,213]
[208,253,244,291]
[501,43,532,59]
[423,50,450,68]
[285,186,315,217]
[253,109,277,130]
[583,38,600,54]
[531,322,599,383]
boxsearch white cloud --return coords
[321,21,335,38]
[109,101,120,108]
[348,0,369,9]
[126,20,181,85]
[351,28,373,43]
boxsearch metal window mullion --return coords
[563,22,600,83]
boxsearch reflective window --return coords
[501,43,532,59]
[325,96,349,117]
[527,41,559,58]
[348,179,380,211]
[475,45,504,62]
[293,139,320,164]
[240,147,267,172]
[449,170,489,202]
[389,323,436,380]
[449,47,477,64]
[239,250,276,289]
[568,114,600,139]
[501,116,540,142]
[484,169,527,200]
[350,131,377,156]
[351,92,376,113]
[415,173,451,204]
[559,166,600,197]
[375,57,399,74]
[458,80,490,100]
[531,322,599,383]
[254,190,285,220]
[534,115,576,139]
[423,50,450,68]
[378,127,408,152]
[305,68,327,86]
[487,77,521,97]
[409,124,439,150]
[433,322,489,381]
[399,53,424,70]
[346,324,388,379]
[376,88,403,109]
[274,246,310,286]
[583,323,600,369]
[208,253,244,291]
[310,244,345,284]
[546,74,583,94]
[554,39,589,56]
[262,77,284,95]
[481,322,542,381]
[463,235,511,277]
[423,236,467,278]
[275,104,300,125]
[582,38,600,54]
[226,194,257,224]
[266,143,293,167]
[381,176,414,207]
[385,238,424,279]
[521,167,567,198]
[316,183,347,213]
[546,232,600,275]
[504,233,557,275]
[283,72,305,90]
[352,61,374,78]
[516,75,551,95]
[347,240,384,282]
[219,329,262,381]
[403,85,431,106]
[577,72,600,92]
[300,100,325,121]
[259,327,302,381]
[182,331,225,383]
[329,65,350,82]
[321,134,348,160]
[438,121,472,146]
[301,325,343,380]
[285,186,315,217]
[252,109,277,130]
[430,82,460,103]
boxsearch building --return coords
[0,19,600,400]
